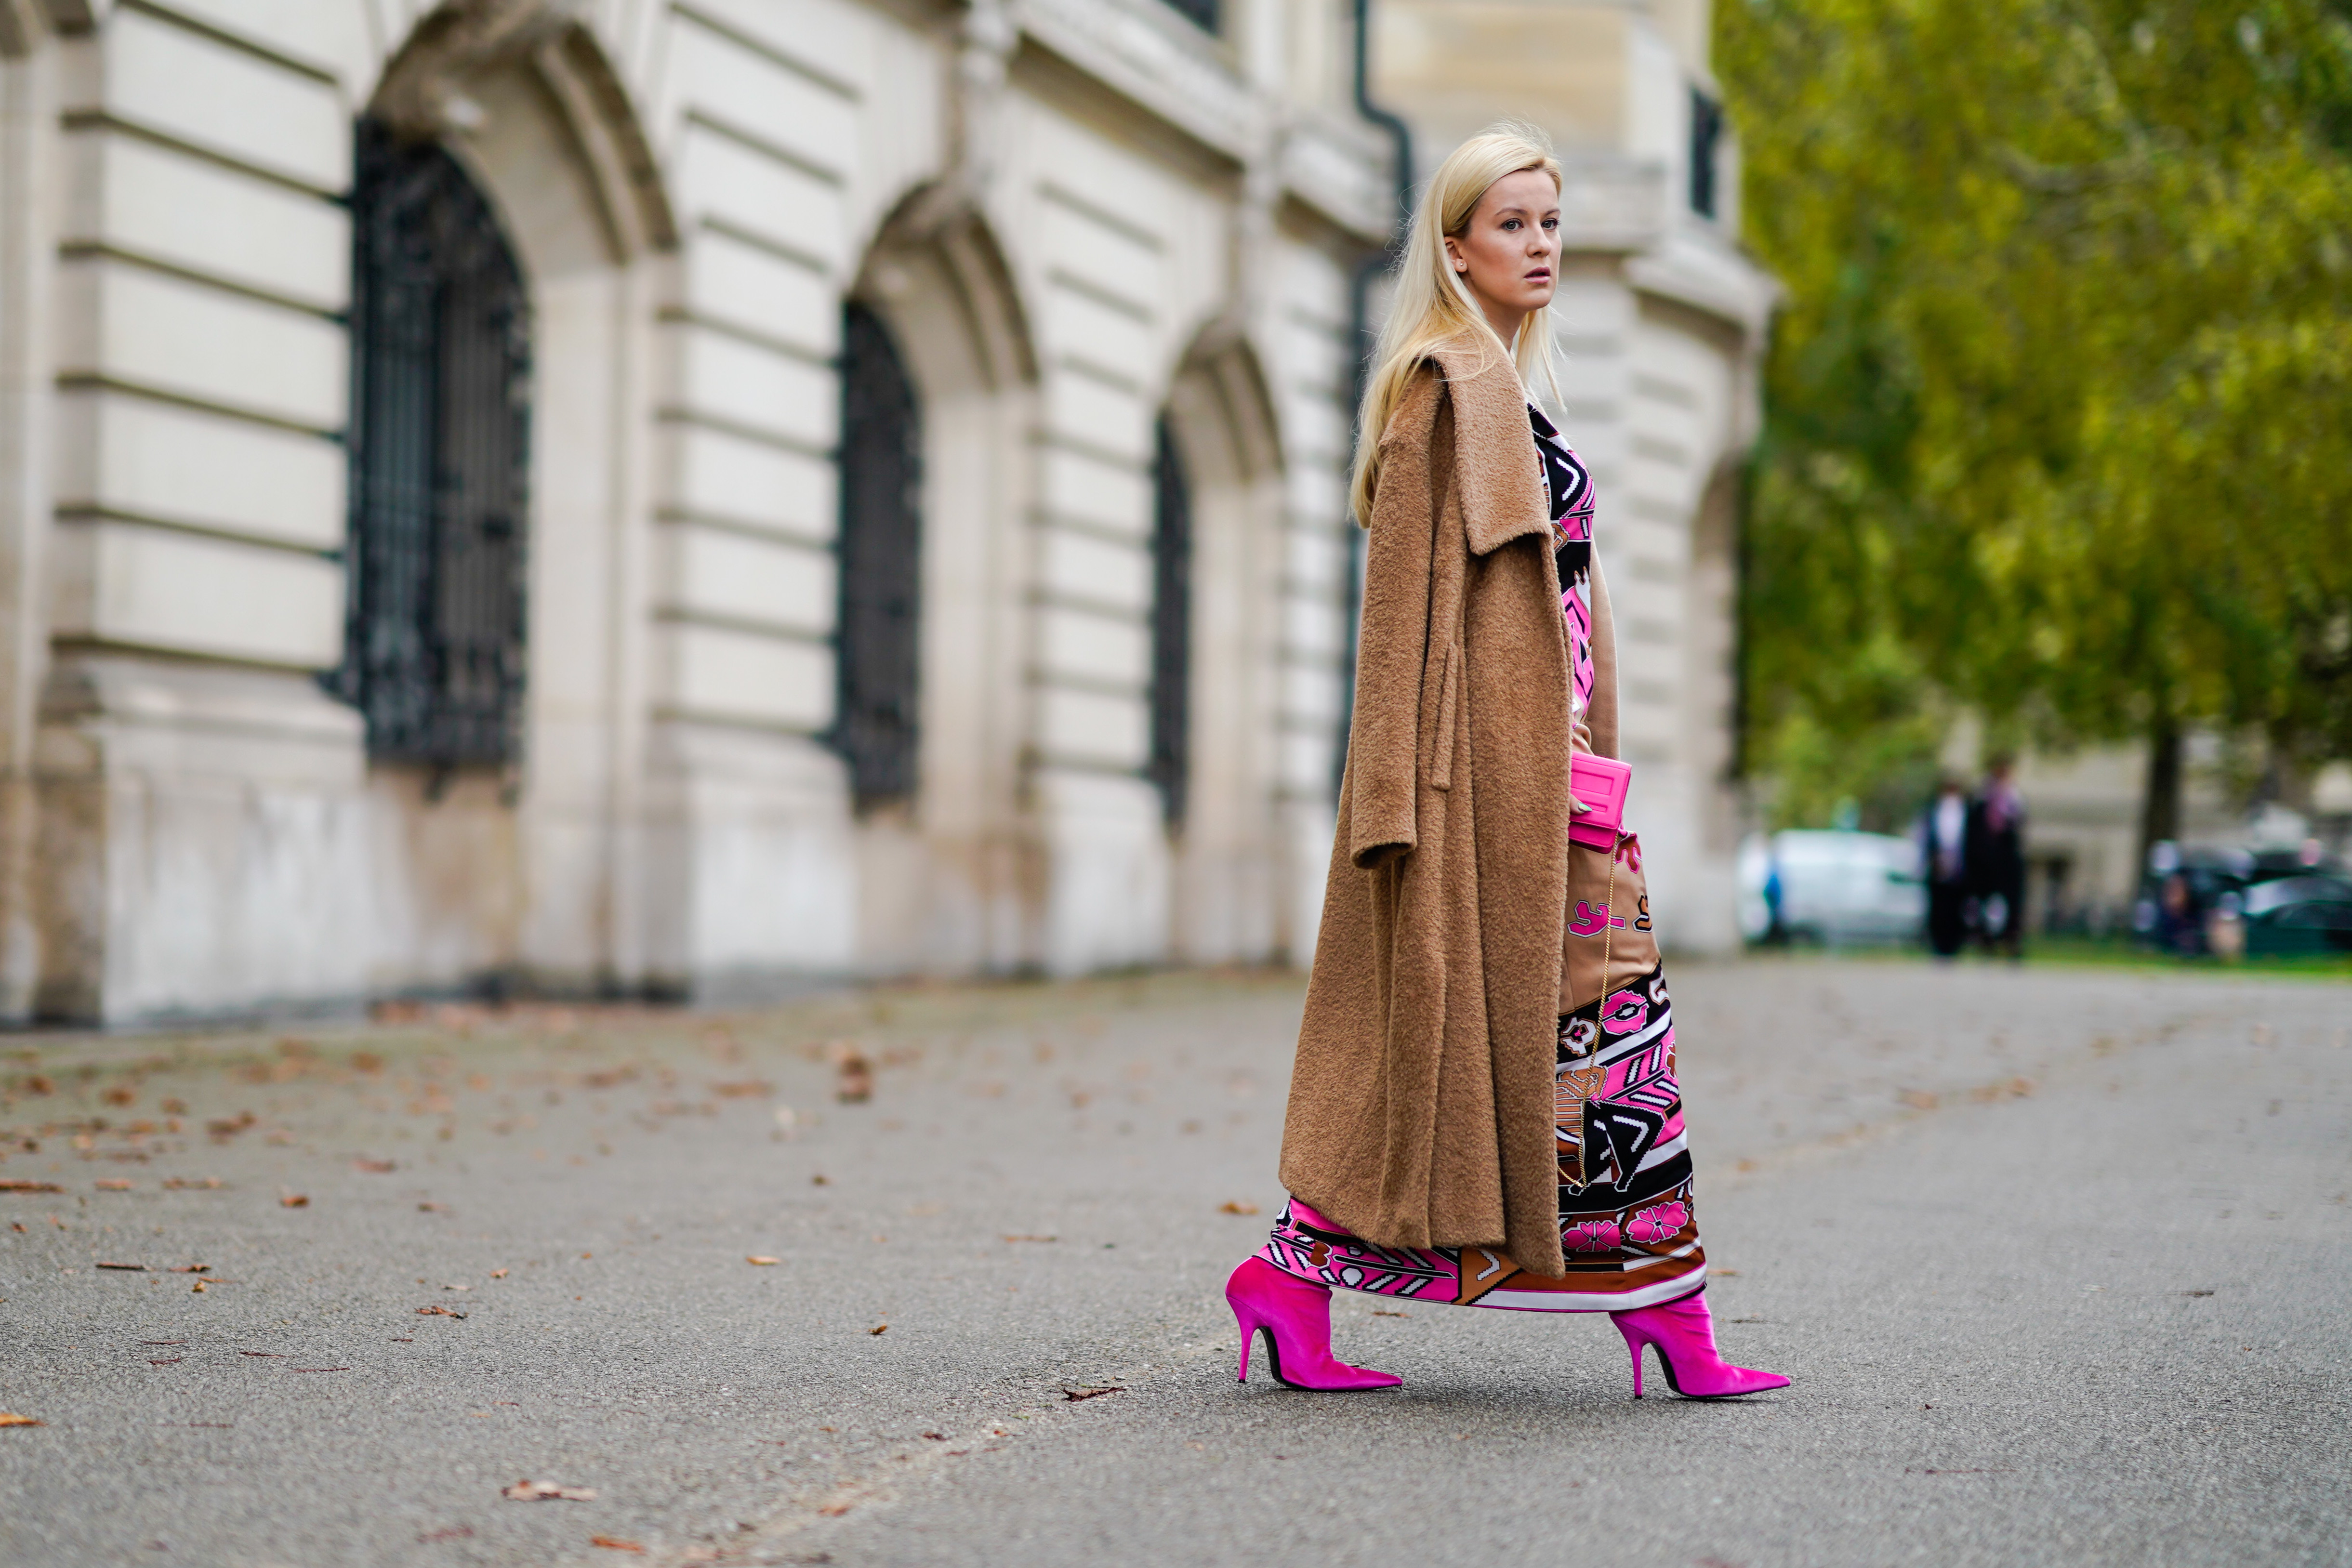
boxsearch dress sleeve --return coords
[1345,369,1446,869]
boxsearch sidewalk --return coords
[2,962,2347,1566]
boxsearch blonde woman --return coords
[1225,125,1786,1400]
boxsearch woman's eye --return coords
[1501,219,1521,231]
[1543,217,1559,230]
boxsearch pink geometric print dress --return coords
[1253,404,1709,1313]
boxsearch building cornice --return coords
[1549,152,1778,340]
[1011,0,1390,248]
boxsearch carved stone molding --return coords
[896,0,1017,241]
[0,0,55,55]
[372,0,675,256]
[36,0,94,41]
[372,0,591,142]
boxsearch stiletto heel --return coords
[1610,1288,1787,1400]
[1225,1256,1401,1391]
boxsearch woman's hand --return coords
[1571,717,1593,756]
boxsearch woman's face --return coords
[1444,169,1561,323]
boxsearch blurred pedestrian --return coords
[1968,755,2027,961]
[1225,125,1782,1402]
[1920,775,1971,959]
[2155,870,2205,957]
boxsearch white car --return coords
[1738,830,1928,946]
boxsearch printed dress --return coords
[1255,404,1709,1313]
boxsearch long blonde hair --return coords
[1348,123,1565,524]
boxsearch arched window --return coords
[1147,414,1192,827]
[334,120,532,768]
[832,301,924,806]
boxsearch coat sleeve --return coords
[1585,545,1621,762]
[1345,369,1446,870]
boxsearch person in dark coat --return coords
[1968,756,2028,961]
[1921,776,1971,958]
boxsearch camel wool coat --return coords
[1278,333,1620,1282]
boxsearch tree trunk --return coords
[2137,720,2182,875]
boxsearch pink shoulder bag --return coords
[1568,752,1631,851]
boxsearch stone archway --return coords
[356,2,676,997]
[1158,333,1291,965]
[842,205,1043,976]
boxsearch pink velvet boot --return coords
[1610,1288,1788,1399]
[1226,1256,1402,1391]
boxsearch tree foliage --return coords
[1718,0,2352,829]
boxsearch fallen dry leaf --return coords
[95,1261,147,1272]
[169,1265,209,1275]
[711,1080,770,1099]
[418,1201,448,1212]
[416,1526,472,1544]
[291,1367,349,1373]
[746,1256,780,1266]
[490,1269,508,1278]
[140,1340,186,1346]
[0,1413,43,1427]
[1370,1309,1410,1318]
[0,1179,63,1193]
[922,1432,946,1440]
[416,1305,468,1319]
[503,1479,596,1502]
[590,1539,646,1554]
[1218,1201,1260,1216]
[809,1173,830,1186]
[149,1358,182,1366]
[832,1044,873,1103]
[161,1177,222,1190]
[868,1324,888,1336]
[279,1194,309,1209]
[1898,1090,1940,1111]
[353,1159,396,1173]
[93,1179,134,1191]
[1002,1234,1057,1243]
[238,1351,287,1357]
[1063,1386,1123,1402]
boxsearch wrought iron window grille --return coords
[1689,87,1726,219]
[1161,0,1220,33]
[329,120,533,777]
[830,301,925,809]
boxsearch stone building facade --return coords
[0,0,1762,1024]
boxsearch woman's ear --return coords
[1442,233,1467,274]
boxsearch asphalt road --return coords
[1,959,2346,1568]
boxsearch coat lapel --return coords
[1427,334,1550,556]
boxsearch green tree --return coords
[1719,0,2352,843]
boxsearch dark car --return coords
[2132,843,2352,957]
[2240,874,2352,956]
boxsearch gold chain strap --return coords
[1566,833,1620,1025]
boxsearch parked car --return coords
[2240,874,2352,956]
[1738,830,1927,947]
[2131,842,2352,957]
